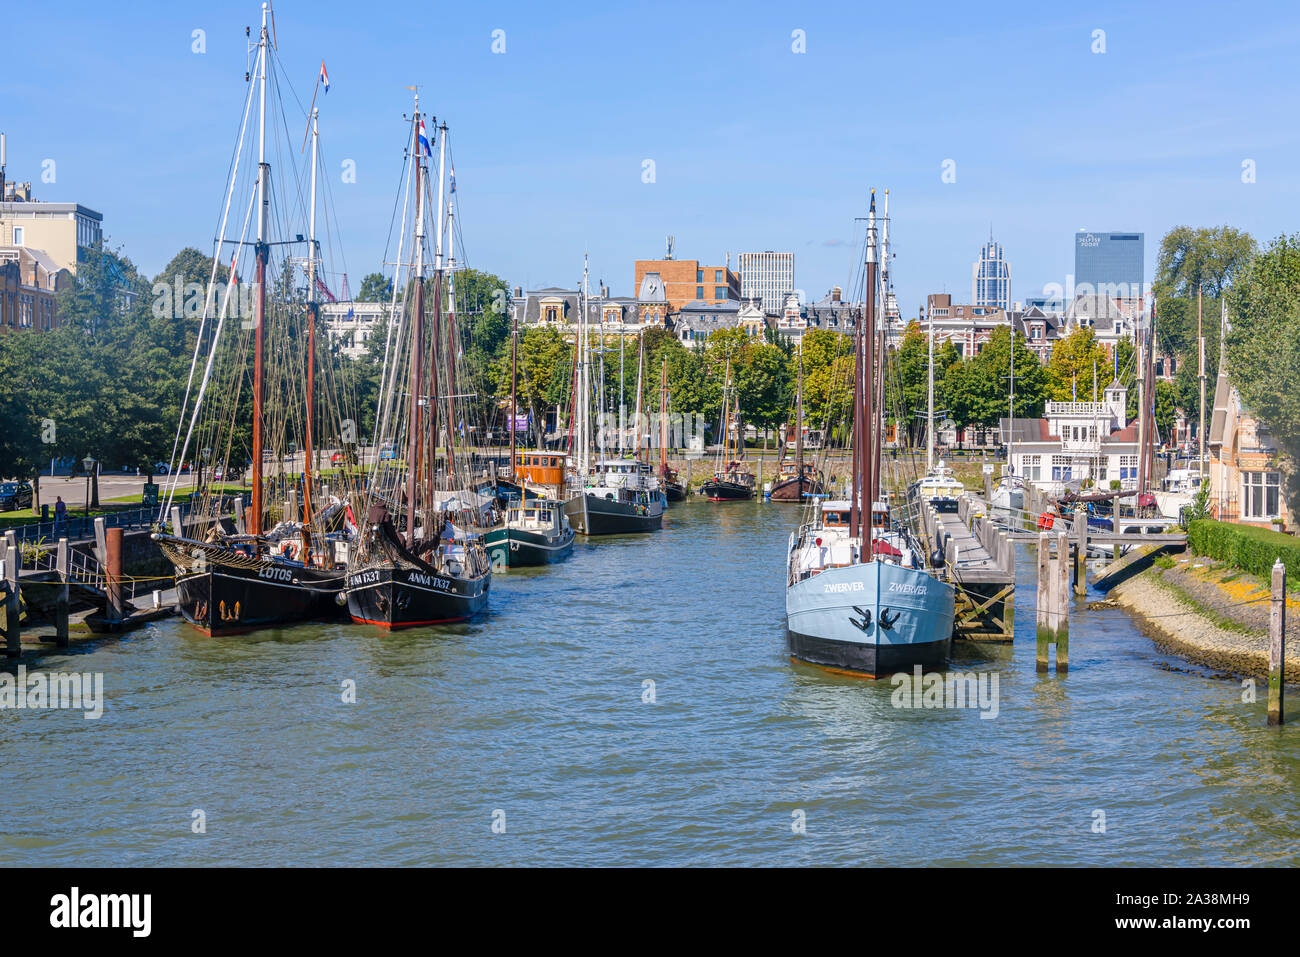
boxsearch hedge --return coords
[1187,519,1300,579]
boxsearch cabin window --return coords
[524,510,536,520]
[539,511,552,523]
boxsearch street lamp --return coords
[82,456,96,517]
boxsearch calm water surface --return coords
[2,501,1296,866]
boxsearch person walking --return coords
[54,495,67,533]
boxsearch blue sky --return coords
[7,0,1300,313]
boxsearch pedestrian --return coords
[54,495,66,531]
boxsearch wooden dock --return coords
[917,494,1017,642]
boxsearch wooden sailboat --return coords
[769,348,825,502]
[657,357,686,502]
[700,359,755,501]
[484,307,575,566]
[785,190,955,677]
[344,99,490,627]
[154,8,356,635]
[562,256,664,535]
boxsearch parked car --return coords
[330,451,346,466]
[154,461,170,475]
[0,482,34,512]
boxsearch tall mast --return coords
[863,190,878,528]
[510,308,518,477]
[428,121,449,506]
[1198,284,1206,480]
[633,333,644,459]
[250,2,270,532]
[926,296,935,473]
[303,105,319,526]
[1007,313,1015,474]
[795,345,804,477]
[404,97,426,548]
[659,358,669,473]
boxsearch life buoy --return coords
[1037,512,1055,530]
[282,541,298,560]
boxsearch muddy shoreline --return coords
[1109,558,1300,682]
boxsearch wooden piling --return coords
[170,506,183,537]
[3,544,20,657]
[1056,529,1069,672]
[106,527,125,621]
[1036,530,1070,674]
[1269,559,1286,726]
[55,537,69,648]
[1074,513,1087,597]
[1036,532,1051,673]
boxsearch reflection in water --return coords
[0,500,1295,866]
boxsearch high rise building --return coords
[739,251,794,315]
[972,238,1010,311]
[1074,231,1144,301]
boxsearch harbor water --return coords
[2,501,1297,866]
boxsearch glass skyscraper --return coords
[972,239,1010,311]
[1074,231,1144,299]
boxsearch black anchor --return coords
[879,608,901,630]
[848,606,872,632]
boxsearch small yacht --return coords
[484,499,575,568]
[1153,467,1204,521]
[989,470,1025,511]
[909,461,965,513]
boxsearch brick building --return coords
[633,256,739,315]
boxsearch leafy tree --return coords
[1046,327,1109,401]
[1156,225,1257,299]
[356,272,392,303]
[1225,233,1300,512]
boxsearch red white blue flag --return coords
[418,118,431,157]
[319,61,330,93]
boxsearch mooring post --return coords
[55,537,69,648]
[106,527,125,621]
[1036,531,1051,672]
[1269,559,1286,726]
[170,506,183,537]
[3,544,20,657]
[1056,528,1070,673]
[1074,513,1087,596]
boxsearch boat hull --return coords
[345,564,489,628]
[564,493,663,535]
[786,561,955,678]
[483,526,575,567]
[990,486,1024,511]
[663,481,687,503]
[700,479,754,501]
[768,474,825,502]
[174,563,344,636]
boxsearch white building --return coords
[739,251,793,315]
[322,301,391,359]
[1002,382,1141,492]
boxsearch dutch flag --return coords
[319,61,330,93]
[418,118,432,157]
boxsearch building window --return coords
[714,286,727,300]
[714,269,723,283]
[696,286,704,300]
[696,269,703,282]
[1243,471,1281,519]
[1050,454,1073,482]
[1024,454,1042,481]
[1119,454,1138,482]
[13,226,24,246]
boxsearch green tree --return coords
[1156,225,1257,299]
[356,272,391,303]
[1225,233,1300,512]
[1046,327,1109,401]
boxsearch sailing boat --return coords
[562,257,665,535]
[344,98,490,627]
[154,7,356,636]
[700,359,755,501]
[769,348,826,502]
[786,190,955,677]
[908,298,964,513]
[657,357,686,502]
[484,309,575,566]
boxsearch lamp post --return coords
[82,456,96,517]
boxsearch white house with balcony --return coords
[1000,381,1142,493]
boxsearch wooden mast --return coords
[404,100,426,548]
[250,4,270,533]
[633,333,644,459]
[510,308,518,479]
[303,106,319,526]
[659,357,669,476]
[795,347,804,483]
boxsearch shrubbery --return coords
[1187,519,1300,578]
